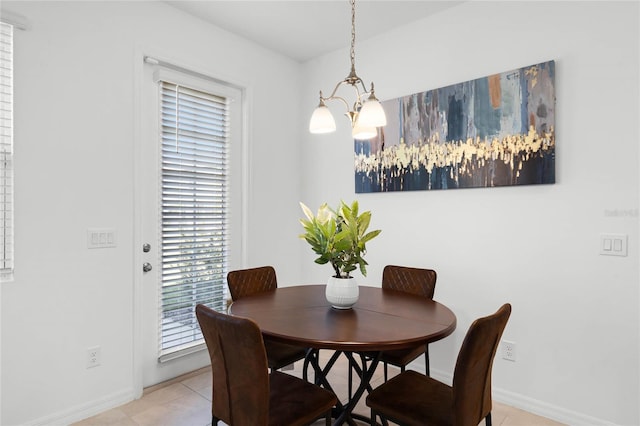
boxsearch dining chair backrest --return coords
[452,303,512,426]
[226,266,310,374]
[382,265,437,299]
[227,266,277,301]
[195,304,270,425]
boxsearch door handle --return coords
[143,262,152,273]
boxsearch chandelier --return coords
[308,0,387,140]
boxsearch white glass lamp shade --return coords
[352,121,377,140]
[309,105,337,134]
[357,98,387,128]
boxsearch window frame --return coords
[0,21,15,279]
[152,66,244,361]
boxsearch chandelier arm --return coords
[356,79,370,97]
[349,83,366,110]
[322,94,352,113]
[322,81,354,108]
[321,83,373,125]
[324,84,370,113]
[325,78,369,102]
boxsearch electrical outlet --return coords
[87,346,101,368]
[502,340,516,362]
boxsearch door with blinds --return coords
[140,61,243,386]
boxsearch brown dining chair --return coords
[348,265,438,395]
[379,265,437,379]
[348,265,437,398]
[196,304,337,426]
[366,303,512,426]
[227,266,308,372]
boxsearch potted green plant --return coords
[299,200,381,308]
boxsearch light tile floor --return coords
[74,351,565,426]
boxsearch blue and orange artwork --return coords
[355,60,555,193]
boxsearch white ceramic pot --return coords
[325,276,359,309]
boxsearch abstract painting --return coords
[355,60,555,193]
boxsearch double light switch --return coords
[599,234,628,257]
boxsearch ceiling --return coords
[165,1,463,62]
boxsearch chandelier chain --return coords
[350,0,356,71]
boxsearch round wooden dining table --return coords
[229,284,457,425]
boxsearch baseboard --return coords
[24,364,620,426]
[492,387,619,426]
[427,366,619,426]
[26,388,136,426]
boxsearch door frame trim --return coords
[132,45,250,396]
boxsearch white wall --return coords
[0,1,303,425]
[300,2,639,425]
[1,1,638,425]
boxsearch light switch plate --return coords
[87,228,117,249]
[599,234,627,257]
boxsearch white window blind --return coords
[159,80,229,358]
[0,22,14,275]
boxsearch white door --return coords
[138,57,244,387]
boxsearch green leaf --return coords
[350,200,359,218]
[361,229,381,243]
[300,202,314,221]
[357,211,371,235]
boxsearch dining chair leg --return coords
[486,412,492,426]
[325,409,332,426]
[383,362,388,382]
[369,410,389,426]
[425,345,430,375]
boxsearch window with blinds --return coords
[0,22,14,276]
[159,80,229,358]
